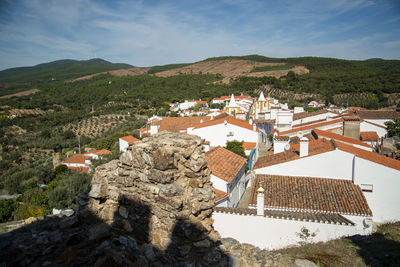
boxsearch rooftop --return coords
[360,131,379,142]
[206,147,247,183]
[254,138,336,169]
[242,142,257,150]
[250,175,372,216]
[63,154,86,164]
[85,149,112,156]
[279,118,344,136]
[354,110,400,119]
[293,109,336,121]
[193,116,257,131]
[213,188,228,202]
[120,135,140,143]
[214,207,354,225]
[158,116,211,132]
[312,129,372,149]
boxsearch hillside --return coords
[0,58,133,83]
[153,59,309,83]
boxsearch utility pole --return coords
[78,135,81,154]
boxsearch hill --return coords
[0,58,133,83]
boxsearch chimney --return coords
[300,137,309,157]
[253,123,257,131]
[273,136,289,154]
[343,116,360,139]
[256,184,265,216]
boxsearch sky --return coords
[0,0,400,70]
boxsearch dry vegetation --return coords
[63,113,130,138]
[71,67,150,82]
[154,59,309,83]
[276,222,400,267]
[0,89,40,99]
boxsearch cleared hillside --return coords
[153,59,309,83]
[71,67,150,82]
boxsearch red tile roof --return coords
[63,154,86,164]
[206,147,247,183]
[355,110,400,119]
[158,116,211,132]
[254,139,336,169]
[313,129,372,149]
[335,141,400,171]
[243,142,256,150]
[279,118,344,136]
[194,116,257,131]
[67,166,89,173]
[250,175,372,216]
[85,149,112,156]
[120,135,140,143]
[360,131,379,142]
[213,188,228,201]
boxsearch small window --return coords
[361,184,373,192]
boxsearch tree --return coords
[226,140,246,158]
[385,119,400,138]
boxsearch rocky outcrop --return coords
[0,132,228,266]
[0,131,319,266]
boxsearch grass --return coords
[275,221,400,267]
[250,64,295,73]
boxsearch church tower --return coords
[226,94,240,116]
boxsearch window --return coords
[360,184,373,192]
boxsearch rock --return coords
[61,209,74,217]
[118,206,129,219]
[295,259,319,267]
[25,217,38,224]
[141,243,155,261]
[88,224,110,241]
[59,216,79,229]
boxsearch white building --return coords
[253,137,400,223]
[213,174,373,250]
[188,116,259,147]
[206,147,248,208]
[119,136,140,153]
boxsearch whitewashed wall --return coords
[213,212,371,250]
[292,112,337,126]
[254,150,354,180]
[210,175,227,192]
[364,119,391,127]
[63,162,86,168]
[228,165,246,207]
[360,121,387,138]
[353,157,400,223]
[119,139,129,153]
[191,123,258,147]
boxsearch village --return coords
[62,92,400,250]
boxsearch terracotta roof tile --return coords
[85,149,112,156]
[360,131,379,141]
[250,175,372,216]
[279,118,344,135]
[313,129,372,149]
[214,207,355,225]
[63,154,86,164]
[242,142,256,150]
[254,138,335,169]
[158,116,211,132]
[194,116,257,131]
[120,136,140,143]
[206,147,247,183]
[289,133,315,145]
[213,188,228,201]
[335,141,400,171]
[355,110,400,119]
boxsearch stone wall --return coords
[82,131,227,264]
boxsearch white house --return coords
[119,136,140,153]
[213,174,373,250]
[206,147,248,208]
[253,137,400,223]
[63,154,90,173]
[84,149,112,160]
[188,116,259,147]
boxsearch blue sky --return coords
[0,0,400,70]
